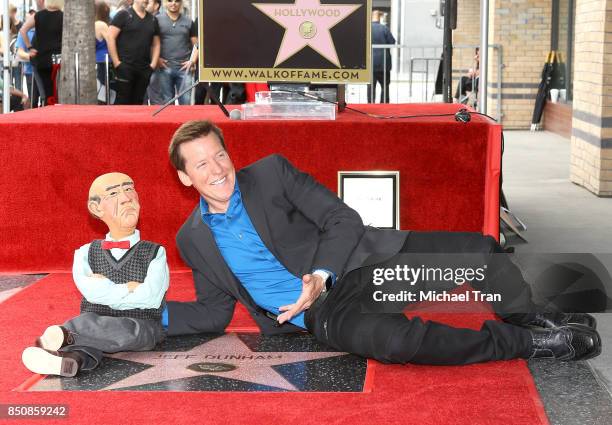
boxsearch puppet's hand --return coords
[126,281,141,292]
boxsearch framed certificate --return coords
[338,171,400,230]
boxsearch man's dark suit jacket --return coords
[372,21,396,71]
[167,155,407,336]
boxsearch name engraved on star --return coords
[274,8,342,17]
[156,354,198,359]
[202,354,283,360]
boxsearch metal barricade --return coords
[408,56,441,101]
[346,44,443,104]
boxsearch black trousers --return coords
[305,232,535,365]
[114,63,153,105]
[25,74,40,108]
[367,70,391,103]
[34,66,53,104]
[455,76,479,100]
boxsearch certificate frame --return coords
[338,171,400,230]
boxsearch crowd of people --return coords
[2,1,401,112]
[1,0,200,110]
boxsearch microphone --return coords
[454,108,472,123]
[152,80,199,117]
[152,81,230,118]
[229,109,242,120]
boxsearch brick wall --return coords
[489,0,552,129]
[453,0,552,127]
[570,0,612,196]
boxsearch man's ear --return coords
[178,170,193,187]
[88,200,104,219]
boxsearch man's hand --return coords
[126,281,141,292]
[28,48,38,58]
[277,274,325,324]
[158,58,168,69]
[179,60,193,72]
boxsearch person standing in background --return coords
[143,0,161,105]
[368,10,395,103]
[8,4,24,91]
[95,1,111,89]
[15,10,39,108]
[149,0,197,105]
[18,0,64,106]
[107,0,160,105]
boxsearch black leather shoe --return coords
[530,312,597,330]
[529,324,601,361]
[22,347,84,377]
[35,325,75,351]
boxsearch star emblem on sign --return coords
[253,0,362,67]
[103,333,346,391]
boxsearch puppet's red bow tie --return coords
[101,240,131,250]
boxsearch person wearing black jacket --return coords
[368,10,395,103]
[107,0,160,105]
[163,120,602,366]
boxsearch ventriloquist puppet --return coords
[22,172,169,377]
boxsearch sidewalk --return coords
[502,130,612,254]
[503,130,612,424]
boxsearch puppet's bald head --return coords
[88,173,140,239]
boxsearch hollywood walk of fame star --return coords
[253,0,362,67]
[102,333,346,391]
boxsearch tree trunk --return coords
[59,1,97,104]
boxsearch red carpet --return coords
[0,104,500,273]
[0,273,548,425]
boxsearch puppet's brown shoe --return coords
[35,325,75,351]
[22,347,83,377]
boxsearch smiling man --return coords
[164,120,601,366]
[21,173,169,377]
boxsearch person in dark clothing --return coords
[107,0,160,105]
[162,120,602,366]
[18,0,63,105]
[455,47,480,103]
[368,10,395,103]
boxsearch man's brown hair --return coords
[168,120,226,172]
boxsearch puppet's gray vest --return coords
[80,240,165,321]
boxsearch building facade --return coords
[453,0,610,196]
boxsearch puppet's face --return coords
[88,173,140,234]
[177,133,236,214]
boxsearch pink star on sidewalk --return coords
[253,0,362,67]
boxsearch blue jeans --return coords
[150,66,193,105]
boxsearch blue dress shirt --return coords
[199,185,307,328]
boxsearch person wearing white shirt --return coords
[22,172,169,377]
